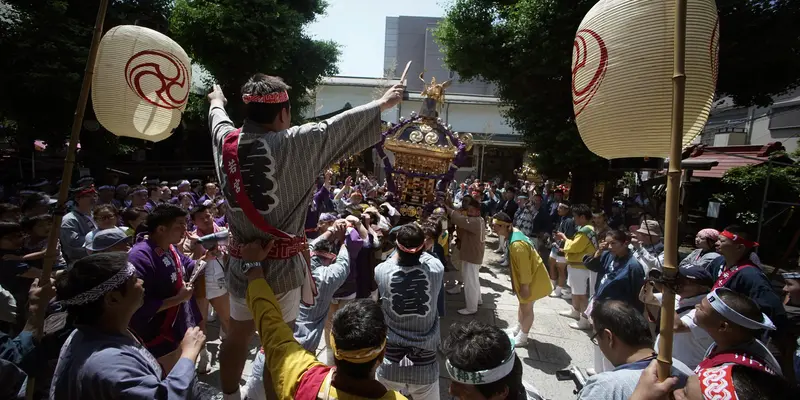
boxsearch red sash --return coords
[221,128,317,304]
[695,347,776,375]
[713,263,757,290]
[145,245,184,348]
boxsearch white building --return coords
[305,76,526,182]
[700,88,800,153]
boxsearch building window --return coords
[769,106,800,130]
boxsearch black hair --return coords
[590,299,654,347]
[55,252,130,326]
[128,185,146,195]
[425,217,443,238]
[0,221,23,240]
[442,321,524,400]
[716,288,764,328]
[21,192,52,213]
[505,186,517,194]
[730,364,797,399]
[331,299,386,379]
[21,214,51,232]
[92,203,118,218]
[605,229,629,243]
[420,222,438,240]
[572,203,593,220]
[189,204,210,220]
[242,74,291,124]
[312,238,335,254]
[396,223,425,265]
[0,203,20,215]
[493,211,512,224]
[723,225,757,257]
[145,204,188,234]
[147,185,161,197]
[121,207,147,227]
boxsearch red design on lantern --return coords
[710,18,720,87]
[572,29,608,117]
[125,50,190,110]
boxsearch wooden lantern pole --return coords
[25,0,109,398]
[656,0,687,381]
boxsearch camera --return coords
[556,366,587,394]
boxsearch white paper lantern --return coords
[571,0,719,159]
[92,25,192,142]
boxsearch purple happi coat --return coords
[129,239,202,358]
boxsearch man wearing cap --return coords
[642,261,715,370]
[60,186,97,263]
[207,75,404,399]
[694,287,783,376]
[84,227,132,254]
[631,219,665,276]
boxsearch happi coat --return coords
[129,239,201,358]
[50,328,196,400]
[247,279,407,400]
[508,229,553,304]
[293,244,350,352]
[375,252,444,385]
[208,102,383,300]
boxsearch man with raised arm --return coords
[207,75,404,400]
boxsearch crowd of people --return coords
[0,73,798,400]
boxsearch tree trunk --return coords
[569,167,596,205]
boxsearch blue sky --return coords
[306,0,448,77]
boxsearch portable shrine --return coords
[375,73,473,220]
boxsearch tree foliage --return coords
[170,0,340,124]
[435,0,800,199]
[714,162,800,226]
[0,0,172,150]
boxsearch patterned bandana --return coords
[242,91,289,104]
[782,272,800,280]
[396,241,425,254]
[698,365,738,400]
[446,339,516,385]
[329,334,386,364]
[57,263,136,306]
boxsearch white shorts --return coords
[549,248,567,263]
[204,259,227,300]
[229,286,301,323]
[567,266,591,296]
[331,292,356,304]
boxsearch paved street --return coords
[201,234,593,399]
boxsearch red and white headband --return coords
[242,91,289,104]
[720,230,758,248]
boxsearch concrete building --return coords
[700,88,800,153]
[305,76,525,182]
[383,16,497,96]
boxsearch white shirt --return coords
[654,293,714,369]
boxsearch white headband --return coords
[707,288,775,331]
[57,263,136,306]
[446,340,516,385]
[783,272,800,280]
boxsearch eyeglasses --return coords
[589,331,600,346]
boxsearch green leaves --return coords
[436,0,800,186]
[170,0,339,124]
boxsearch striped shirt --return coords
[375,252,444,385]
[209,103,382,297]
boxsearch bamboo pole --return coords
[25,1,109,398]
[656,0,687,382]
